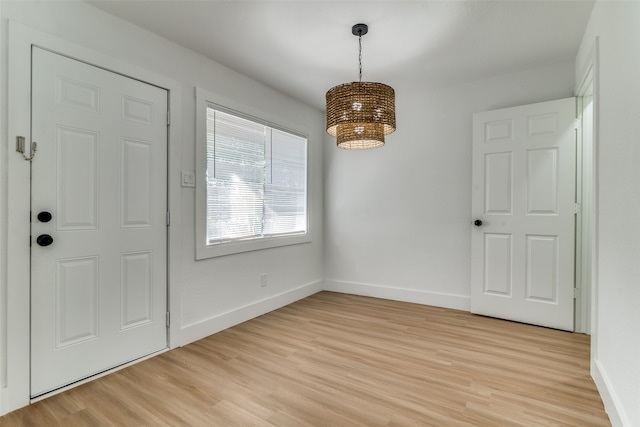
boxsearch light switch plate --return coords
[181,171,196,187]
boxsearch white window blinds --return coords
[205,107,307,245]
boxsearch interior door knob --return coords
[474,219,483,227]
[36,234,54,247]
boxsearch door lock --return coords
[36,234,54,247]
[37,211,52,222]
[15,136,37,161]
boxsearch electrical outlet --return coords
[260,273,268,287]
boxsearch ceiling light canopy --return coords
[326,23,396,150]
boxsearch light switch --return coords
[181,171,196,187]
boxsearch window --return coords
[195,88,310,259]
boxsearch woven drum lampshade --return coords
[326,81,396,150]
[325,23,396,150]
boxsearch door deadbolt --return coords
[37,211,52,223]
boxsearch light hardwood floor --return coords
[1,292,610,426]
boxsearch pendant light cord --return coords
[358,33,363,82]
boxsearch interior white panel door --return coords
[30,47,168,397]
[471,98,575,331]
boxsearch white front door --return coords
[30,47,168,397]
[470,98,576,331]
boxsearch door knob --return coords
[474,219,483,227]
[36,234,54,247]
[37,211,52,222]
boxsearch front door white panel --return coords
[471,98,575,331]
[30,47,168,396]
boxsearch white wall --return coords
[0,0,324,412]
[324,62,576,309]
[0,0,6,396]
[576,2,640,426]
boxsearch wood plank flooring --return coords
[1,292,610,426]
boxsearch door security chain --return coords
[16,136,37,161]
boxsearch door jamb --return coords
[574,71,593,335]
[574,39,599,338]
[2,20,183,415]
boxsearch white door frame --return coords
[3,20,183,415]
[574,39,599,340]
[574,67,595,335]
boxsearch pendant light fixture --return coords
[326,23,396,150]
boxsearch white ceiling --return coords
[87,1,595,110]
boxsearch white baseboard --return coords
[180,280,324,346]
[592,358,629,427]
[323,279,470,311]
[180,279,469,349]
[0,389,7,416]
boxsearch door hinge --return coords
[166,312,171,327]
[166,211,170,226]
[574,203,581,215]
[167,110,171,125]
[574,118,582,130]
[573,288,580,299]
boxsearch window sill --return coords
[195,233,311,260]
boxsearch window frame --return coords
[195,87,311,259]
